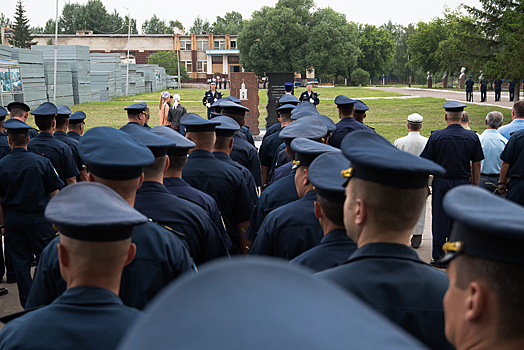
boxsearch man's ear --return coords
[314,201,322,220]
[465,281,490,323]
[354,198,366,226]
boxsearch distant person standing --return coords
[479,77,488,102]
[299,82,319,105]
[158,91,170,126]
[478,111,507,194]
[494,78,503,101]
[509,79,516,102]
[465,75,474,102]
[394,113,428,249]
[202,81,222,119]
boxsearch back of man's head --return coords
[513,100,524,118]
[221,112,244,127]
[279,113,293,125]
[9,108,26,119]
[143,156,167,179]
[35,117,55,132]
[447,111,463,122]
[55,116,68,130]
[338,105,354,117]
[454,255,524,339]
[7,132,29,147]
[167,155,187,172]
[185,131,215,151]
[353,112,365,123]
[316,194,344,227]
[461,112,470,125]
[213,135,233,152]
[486,111,503,129]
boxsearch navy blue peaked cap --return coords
[124,102,147,114]
[45,182,147,242]
[309,152,350,203]
[340,131,446,189]
[7,102,30,112]
[3,118,32,134]
[291,101,317,114]
[334,95,357,107]
[443,100,466,112]
[181,113,221,132]
[284,82,293,92]
[438,185,524,266]
[219,100,249,116]
[151,126,195,157]
[0,106,7,119]
[116,257,427,350]
[314,114,336,134]
[31,102,57,117]
[279,94,300,105]
[354,100,369,112]
[211,98,229,109]
[121,123,176,157]
[213,116,240,137]
[279,116,327,142]
[56,105,71,116]
[276,104,296,113]
[290,138,340,169]
[70,111,86,124]
[79,127,155,180]
[224,96,241,104]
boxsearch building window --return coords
[230,40,236,48]
[180,41,191,50]
[197,41,209,51]
[213,40,225,50]
[197,60,208,73]
[182,60,192,72]
[212,56,222,64]
[229,56,239,64]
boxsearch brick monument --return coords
[230,72,260,135]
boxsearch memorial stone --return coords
[459,67,466,89]
[265,72,295,128]
[427,71,432,89]
[230,72,260,135]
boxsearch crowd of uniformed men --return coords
[0,79,521,350]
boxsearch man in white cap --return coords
[394,113,428,248]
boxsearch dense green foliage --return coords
[8,0,36,49]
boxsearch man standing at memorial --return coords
[299,82,319,105]
[465,75,474,102]
[494,78,503,102]
[509,79,516,102]
[394,113,428,248]
[202,81,222,119]
[479,77,488,102]
[420,101,484,264]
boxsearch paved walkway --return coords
[371,86,515,109]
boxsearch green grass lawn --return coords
[25,87,510,143]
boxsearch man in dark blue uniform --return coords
[509,79,516,101]
[117,259,428,350]
[249,138,339,259]
[245,117,327,243]
[218,100,262,188]
[212,116,258,205]
[435,185,524,350]
[259,104,295,185]
[28,102,79,186]
[120,102,148,129]
[420,101,484,263]
[0,182,144,349]
[0,118,63,308]
[151,126,228,247]
[202,81,222,119]
[289,152,357,272]
[54,105,87,182]
[121,123,229,265]
[299,82,319,105]
[181,114,253,254]
[0,107,10,158]
[352,100,373,130]
[67,111,86,141]
[465,75,474,102]
[25,127,194,310]
[264,94,301,140]
[0,108,11,288]
[328,95,374,149]
[494,78,503,101]
[480,77,489,102]
[6,102,38,139]
[499,128,524,206]
[317,130,452,350]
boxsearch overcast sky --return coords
[4,0,482,32]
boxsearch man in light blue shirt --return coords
[498,101,524,139]
[479,111,507,194]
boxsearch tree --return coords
[189,15,211,34]
[43,19,56,34]
[0,13,11,27]
[306,8,360,82]
[238,0,313,77]
[351,68,370,85]
[142,14,170,34]
[169,20,184,32]
[381,21,417,83]
[407,18,448,76]
[357,24,395,80]
[464,0,524,100]
[59,2,82,34]
[8,0,36,48]
[211,11,243,35]
[147,51,189,80]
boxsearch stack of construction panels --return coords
[11,48,47,109]
[43,61,74,106]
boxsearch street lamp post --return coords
[124,7,130,96]
[53,0,59,104]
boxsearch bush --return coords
[147,51,189,80]
[351,68,370,86]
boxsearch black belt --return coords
[481,173,499,176]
